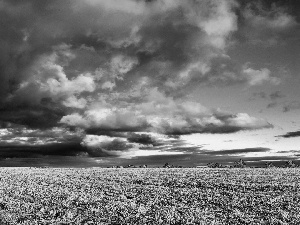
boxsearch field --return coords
[0,168,300,225]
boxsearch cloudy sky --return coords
[0,0,299,167]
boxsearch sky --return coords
[0,0,300,167]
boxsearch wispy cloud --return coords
[283,101,300,112]
[277,130,300,138]
[199,147,270,155]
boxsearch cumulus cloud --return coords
[81,135,134,157]
[225,113,272,130]
[242,65,280,86]
[12,47,96,105]
[60,87,272,135]
[62,96,87,109]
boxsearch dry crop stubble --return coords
[0,168,299,224]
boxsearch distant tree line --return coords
[108,160,299,168]
[206,159,299,168]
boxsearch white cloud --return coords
[12,47,96,107]
[81,134,134,157]
[44,73,95,97]
[165,62,211,88]
[195,0,238,49]
[60,108,148,132]
[60,113,87,128]
[110,55,138,77]
[60,87,272,135]
[227,113,271,129]
[62,96,87,109]
[243,65,280,86]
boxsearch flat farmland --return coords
[0,168,300,225]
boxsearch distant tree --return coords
[125,165,136,168]
[207,162,222,168]
[163,163,170,168]
[284,160,296,168]
[233,159,246,168]
[265,162,275,168]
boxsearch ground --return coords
[0,168,300,224]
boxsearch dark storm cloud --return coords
[0,103,65,129]
[0,121,25,129]
[0,142,87,158]
[96,139,133,151]
[0,0,70,102]
[127,133,157,145]
[277,150,300,154]
[277,130,300,138]
[78,132,206,159]
[0,134,135,159]
[0,156,100,167]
